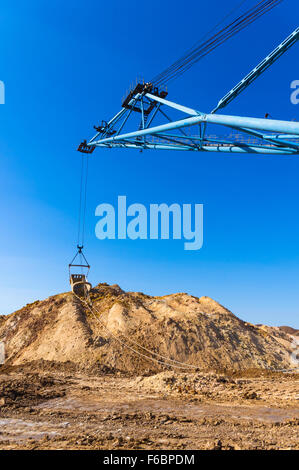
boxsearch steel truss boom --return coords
[79,27,299,156]
[212,27,299,113]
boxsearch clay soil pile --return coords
[0,283,297,374]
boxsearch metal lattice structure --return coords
[79,27,299,156]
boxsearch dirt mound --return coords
[0,283,296,374]
[0,373,66,407]
[133,369,299,407]
[278,326,299,336]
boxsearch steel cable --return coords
[73,292,299,374]
[151,0,282,86]
[152,0,280,85]
[77,154,89,248]
[154,0,281,85]
[162,1,281,85]
[74,292,202,371]
[151,0,250,84]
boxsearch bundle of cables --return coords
[151,0,283,86]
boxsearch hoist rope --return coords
[81,155,89,247]
[152,0,282,85]
[154,0,282,85]
[74,292,201,371]
[151,0,283,86]
[151,0,249,85]
[77,154,89,248]
[77,154,84,247]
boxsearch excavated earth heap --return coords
[0,283,297,374]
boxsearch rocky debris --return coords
[0,374,67,407]
[133,370,298,407]
[0,370,298,450]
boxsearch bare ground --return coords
[0,366,298,450]
[0,284,298,450]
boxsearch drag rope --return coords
[73,292,201,371]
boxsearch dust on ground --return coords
[0,366,298,450]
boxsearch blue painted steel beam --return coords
[89,115,203,145]
[145,102,161,128]
[211,27,299,114]
[204,114,299,135]
[200,146,297,155]
[89,112,299,148]
[93,142,297,154]
[233,127,299,150]
[89,108,128,143]
[156,134,198,149]
[263,134,299,140]
[154,133,294,152]
[145,92,200,116]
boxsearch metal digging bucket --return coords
[69,246,92,297]
[70,274,92,297]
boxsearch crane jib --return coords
[212,27,299,114]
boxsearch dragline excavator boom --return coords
[211,27,299,114]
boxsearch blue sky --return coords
[0,0,298,327]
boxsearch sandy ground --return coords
[0,368,298,450]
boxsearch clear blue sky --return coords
[0,0,298,327]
